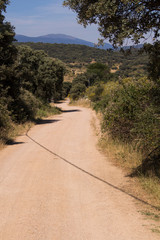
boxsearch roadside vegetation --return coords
[69,52,160,205]
[0,2,65,146]
[64,0,160,206]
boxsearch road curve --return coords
[0,100,158,240]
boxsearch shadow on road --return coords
[62,109,81,113]
[6,140,25,146]
[54,100,64,104]
[26,132,160,211]
[35,119,61,125]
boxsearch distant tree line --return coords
[15,42,149,79]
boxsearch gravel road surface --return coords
[0,100,159,239]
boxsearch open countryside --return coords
[0,0,160,239]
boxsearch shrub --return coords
[12,89,41,123]
[94,77,160,154]
[0,101,13,141]
[86,84,104,102]
[70,83,86,100]
[62,81,72,98]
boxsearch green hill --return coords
[15,42,149,78]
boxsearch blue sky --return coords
[5,0,101,43]
[5,0,155,45]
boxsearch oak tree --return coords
[63,0,160,46]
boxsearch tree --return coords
[15,45,65,103]
[63,0,160,46]
[70,82,86,100]
[0,0,17,94]
[0,0,17,101]
[87,62,111,83]
[143,41,160,82]
[0,1,18,135]
[0,0,17,65]
[62,81,72,98]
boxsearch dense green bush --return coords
[86,84,104,102]
[0,101,12,141]
[70,83,86,100]
[91,77,160,154]
[69,62,117,101]
[143,41,160,83]
[62,81,72,98]
[12,89,41,123]
[69,73,89,100]
[86,62,115,83]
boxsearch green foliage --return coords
[70,83,86,100]
[62,81,72,98]
[69,61,118,101]
[72,73,89,87]
[0,99,12,141]
[69,74,88,100]
[36,104,61,119]
[143,41,160,83]
[15,46,65,102]
[63,0,160,46]
[0,45,65,125]
[0,3,65,142]
[15,42,148,79]
[12,89,41,123]
[87,84,104,102]
[0,1,16,140]
[90,77,160,155]
[0,0,17,66]
[87,62,112,83]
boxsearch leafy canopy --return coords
[63,0,160,46]
[0,0,17,65]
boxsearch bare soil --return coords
[0,100,159,239]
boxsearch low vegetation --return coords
[69,45,160,204]
[15,42,149,79]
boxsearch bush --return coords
[0,101,13,141]
[87,62,111,82]
[93,77,160,154]
[11,89,41,123]
[62,81,72,98]
[86,84,104,102]
[70,83,86,100]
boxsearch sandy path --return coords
[0,100,159,240]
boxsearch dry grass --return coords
[71,100,160,208]
[70,98,91,108]
[98,133,160,208]
[87,109,160,209]
[98,134,142,171]
[0,121,34,150]
[140,177,160,203]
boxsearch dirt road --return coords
[0,100,159,239]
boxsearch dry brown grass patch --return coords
[70,98,91,108]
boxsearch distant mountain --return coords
[121,44,144,50]
[15,34,113,50]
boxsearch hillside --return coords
[15,34,113,50]
[15,42,149,78]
